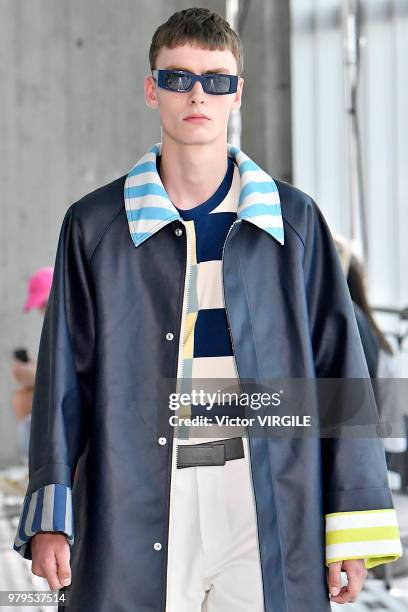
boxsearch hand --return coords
[327,559,368,604]
[31,532,71,591]
[11,359,36,388]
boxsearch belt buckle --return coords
[177,443,226,468]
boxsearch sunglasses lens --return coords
[163,71,192,91]
[159,71,234,94]
[204,75,231,94]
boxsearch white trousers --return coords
[166,436,266,612]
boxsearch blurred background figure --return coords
[12,267,53,460]
[0,266,54,612]
[334,235,407,455]
[0,268,53,497]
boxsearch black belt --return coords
[176,437,244,469]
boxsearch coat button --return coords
[174,227,183,236]
[158,437,167,445]
[154,542,162,551]
[166,332,174,341]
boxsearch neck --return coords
[159,133,229,211]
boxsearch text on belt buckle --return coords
[177,443,226,467]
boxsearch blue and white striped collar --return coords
[124,142,284,247]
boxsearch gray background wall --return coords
[0,0,292,467]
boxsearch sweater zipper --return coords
[164,220,192,610]
[221,218,268,611]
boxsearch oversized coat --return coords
[14,142,401,612]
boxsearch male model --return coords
[14,8,402,612]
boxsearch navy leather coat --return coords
[14,144,397,612]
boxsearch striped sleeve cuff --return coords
[325,509,403,569]
[13,483,74,560]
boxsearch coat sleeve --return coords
[13,204,95,560]
[303,199,402,569]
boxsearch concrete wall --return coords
[0,0,292,467]
[240,0,292,182]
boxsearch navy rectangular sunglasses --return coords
[151,69,239,95]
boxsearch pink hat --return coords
[24,267,54,312]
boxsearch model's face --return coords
[145,44,244,146]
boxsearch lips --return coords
[184,114,209,120]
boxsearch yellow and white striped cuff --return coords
[325,509,403,569]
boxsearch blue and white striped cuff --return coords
[13,483,74,560]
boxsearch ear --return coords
[145,75,159,109]
[231,77,244,111]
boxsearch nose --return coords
[188,78,206,102]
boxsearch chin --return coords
[165,132,216,147]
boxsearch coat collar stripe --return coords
[124,142,285,247]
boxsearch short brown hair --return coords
[149,7,244,75]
